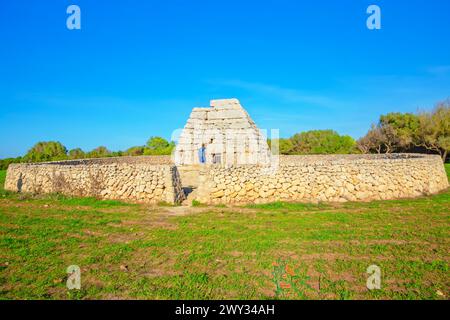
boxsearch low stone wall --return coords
[196,154,449,204]
[5,154,448,205]
[38,155,173,165]
[4,157,184,204]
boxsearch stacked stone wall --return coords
[5,154,448,205]
[4,157,184,204]
[196,154,449,204]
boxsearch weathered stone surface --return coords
[194,154,449,205]
[174,99,271,166]
[4,156,184,205]
[3,151,448,206]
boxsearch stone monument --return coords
[174,98,272,166]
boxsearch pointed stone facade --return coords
[174,99,272,166]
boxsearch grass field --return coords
[0,166,449,300]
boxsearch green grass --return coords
[52,195,133,208]
[246,200,331,211]
[192,200,206,207]
[0,170,11,199]
[0,167,449,300]
[0,170,5,187]
[0,170,133,208]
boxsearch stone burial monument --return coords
[4,98,450,205]
[174,98,272,166]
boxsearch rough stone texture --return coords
[4,157,184,204]
[42,155,174,165]
[4,154,448,205]
[194,154,449,205]
[174,98,272,166]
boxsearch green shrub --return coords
[23,141,68,163]
[68,148,86,159]
[144,136,175,155]
[192,200,204,207]
[0,157,22,170]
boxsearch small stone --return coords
[212,190,225,198]
[436,290,445,297]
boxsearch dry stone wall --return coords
[4,156,184,204]
[4,154,448,205]
[195,154,449,204]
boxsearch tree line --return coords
[267,100,449,162]
[357,100,449,161]
[0,137,175,170]
[1,100,448,170]
[268,130,357,155]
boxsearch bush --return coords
[125,146,145,156]
[268,131,356,155]
[268,138,295,155]
[23,141,68,163]
[0,157,22,170]
[290,130,357,154]
[144,137,175,155]
[87,146,112,158]
[68,148,86,159]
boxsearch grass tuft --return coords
[246,200,330,211]
[192,200,205,207]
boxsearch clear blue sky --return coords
[1,0,449,158]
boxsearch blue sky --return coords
[1,0,449,158]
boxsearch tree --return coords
[357,124,383,154]
[357,123,400,154]
[358,100,449,161]
[125,146,145,156]
[267,138,294,155]
[379,112,420,150]
[0,157,22,170]
[87,146,112,158]
[380,124,400,153]
[279,138,294,154]
[146,137,169,150]
[24,141,68,162]
[291,130,356,154]
[68,148,86,159]
[416,101,450,162]
[144,137,175,155]
[110,151,123,157]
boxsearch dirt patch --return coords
[119,217,177,229]
[297,253,391,262]
[127,248,181,278]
